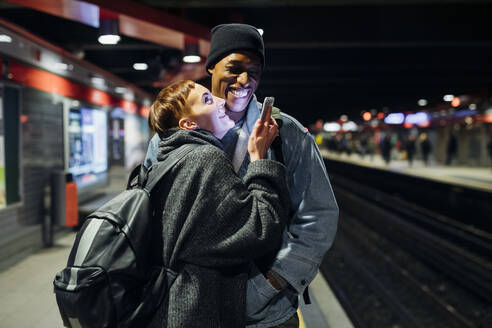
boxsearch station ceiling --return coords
[1,0,492,124]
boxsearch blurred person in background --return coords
[359,134,368,159]
[145,23,338,328]
[420,132,432,166]
[346,133,355,156]
[446,132,458,165]
[367,135,376,161]
[391,134,401,161]
[405,135,416,167]
[487,135,492,170]
[335,133,344,154]
[381,134,393,165]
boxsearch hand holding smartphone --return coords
[260,97,275,123]
[249,96,279,162]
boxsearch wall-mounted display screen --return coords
[68,107,108,189]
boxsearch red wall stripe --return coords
[6,59,147,115]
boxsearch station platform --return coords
[0,232,353,328]
[321,150,492,193]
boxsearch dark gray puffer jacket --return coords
[149,128,290,328]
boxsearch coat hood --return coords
[157,128,224,162]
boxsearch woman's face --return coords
[185,83,235,139]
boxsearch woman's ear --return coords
[207,65,215,75]
[179,118,198,131]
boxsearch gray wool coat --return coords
[148,129,290,328]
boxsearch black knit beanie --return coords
[205,23,264,74]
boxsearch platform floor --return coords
[322,150,492,193]
[0,232,352,328]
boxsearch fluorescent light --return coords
[384,113,405,124]
[342,121,358,131]
[405,112,429,125]
[418,99,428,106]
[98,34,120,45]
[123,92,135,101]
[182,55,201,63]
[91,77,105,86]
[115,87,127,94]
[54,62,69,70]
[323,122,341,132]
[443,94,454,102]
[0,34,12,43]
[257,28,264,36]
[133,63,148,70]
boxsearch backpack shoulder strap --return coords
[144,144,196,193]
[270,106,285,164]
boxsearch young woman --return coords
[147,80,290,328]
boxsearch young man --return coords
[145,23,339,328]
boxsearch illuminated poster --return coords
[109,108,125,165]
[68,107,108,189]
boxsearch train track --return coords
[320,173,492,328]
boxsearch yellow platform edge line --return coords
[298,309,306,328]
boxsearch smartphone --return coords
[260,97,275,122]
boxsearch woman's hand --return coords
[248,116,279,162]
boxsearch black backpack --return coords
[53,144,194,328]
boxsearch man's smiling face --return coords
[208,52,262,113]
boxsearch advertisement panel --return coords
[109,108,125,166]
[68,107,108,189]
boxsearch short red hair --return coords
[148,80,196,134]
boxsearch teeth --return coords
[230,89,248,97]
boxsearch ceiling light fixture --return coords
[443,94,454,102]
[0,34,12,43]
[418,99,428,106]
[323,122,341,132]
[54,62,69,70]
[133,63,148,70]
[91,76,105,86]
[98,18,121,45]
[183,36,201,63]
[384,113,405,124]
